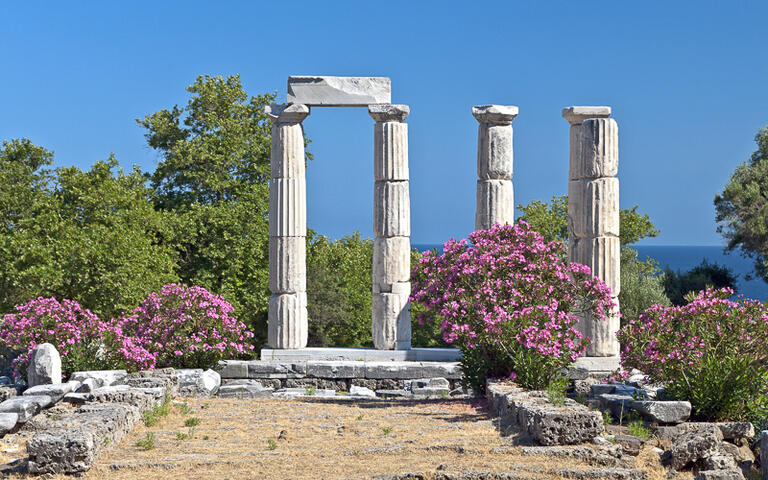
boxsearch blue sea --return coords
[412,244,767,302]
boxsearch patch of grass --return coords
[104,437,112,446]
[601,410,613,425]
[136,432,156,450]
[305,385,316,396]
[202,435,210,440]
[184,417,201,427]
[546,377,568,407]
[267,439,277,450]
[143,394,172,427]
[356,414,364,421]
[628,420,650,440]
[381,426,392,435]
[574,393,588,405]
[175,402,191,415]
[176,432,189,441]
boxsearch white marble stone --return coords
[268,178,306,237]
[472,105,519,125]
[579,297,621,357]
[372,293,410,350]
[373,237,410,291]
[28,343,61,387]
[477,124,514,180]
[268,293,308,349]
[567,178,620,239]
[368,104,409,123]
[475,179,514,230]
[287,76,391,106]
[561,106,612,126]
[373,122,409,181]
[269,236,306,294]
[573,118,619,180]
[373,181,410,237]
[569,236,621,295]
[270,122,307,179]
[265,103,310,123]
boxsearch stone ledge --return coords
[260,347,461,362]
[217,359,462,380]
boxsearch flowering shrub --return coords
[0,297,119,378]
[618,287,768,421]
[410,222,615,391]
[114,284,255,370]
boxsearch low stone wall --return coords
[486,379,604,446]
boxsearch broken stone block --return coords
[287,76,391,106]
[0,412,18,435]
[27,343,62,387]
[24,383,77,403]
[631,400,691,424]
[70,370,127,389]
[349,385,376,397]
[663,425,723,470]
[0,396,48,422]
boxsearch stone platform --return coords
[260,347,461,362]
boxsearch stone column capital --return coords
[472,105,518,125]
[266,104,310,124]
[561,106,611,125]
[368,104,409,123]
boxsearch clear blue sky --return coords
[2,1,766,246]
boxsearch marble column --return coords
[473,105,518,230]
[369,104,411,350]
[562,106,620,357]
[266,104,310,349]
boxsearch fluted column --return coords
[369,104,411,350]
[266,104,310,349]
[562,106,620,357]
[473,105,518,230]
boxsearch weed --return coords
[104,437,112,446]
[601,410,613,425]
[546,377,568,407]
[176,432,189,441]
[201,403,210,410]
[136,432,156,450]
[143,394,172,426]
[143,411,158,427]
[440,390,449,399]
[628,420,650,440]
[175,402,191,415]
[574,393,588,405]
[203,435,210,440]
[268,439,277,450]
[381,426,392,435]
[607,436,617,444]
[305,385,316,396]
[184,417,201,427]
[356,414,364,421]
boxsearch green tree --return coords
[663,259,738,305]
[715,126,768,283]
[517,195,670,324]
[138,74,276,347]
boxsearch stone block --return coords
[578,296,621,357]
[364,361,424,379]
[369,104,409,123]
[420,362,462,380]
[0,396,46,422]
[372,293,409,350]
[349,385,376,397]
[374,181,410,237]
[70,370,127,389]
[475,179,514,230]
[569,236,621,295]
[473,104,519,125]
[248,361,307,379]
[573,117,619,180]
[306,361,364,379]
[24,383,77,403]
[63,393,88,405]
[632,400,691,424]
[662,425,722,470]
[373,236,410,291]
[269,236,306,294]
[265,103,310,124]
[562,106,612,126]
[568,178,620,239]
[0,412,17,435]
[696,470,745,480]
[28,343,62,387]
[270,122,306,179]
[287,76,391,106]
[477,124,513,180]
[268,178,306,237]
[268,293,308,349]
[218,384,273,398]
[216,360,249,379]
[374,122,409,181]
[176,368,220,397]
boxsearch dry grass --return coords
[0,397,659,479]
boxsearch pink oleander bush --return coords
[0,297,121,378]
[410,222,615,391]
[617,287,768,421]
[114,284,255,370]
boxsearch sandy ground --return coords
[0,397,672,480]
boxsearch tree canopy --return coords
[715,126,768,283]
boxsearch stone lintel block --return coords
[579,297,620,357]
[216,360,249,378]
[269,236,307,294]
[475,179,514,230]
[374,181,410,237]
[265,103,310,124]
[363,361,423,379]
[573,117,619,180]
[269,178,306,236]
[374,122,409,181]
[268,293,308,349]
[368,104,409,123]
[477,123,513,180]
[248,361,307,379]
[562,106,612,126]
[373,237,411,291]
[569,236,621,295]
[568,178,620,239]
[472,105,519,125]
[372,292,410,350]
[270,122,306,179]
[70,370,127,388]
[305,361,365,379]
[420,362,462,380]
[287,76,391,106]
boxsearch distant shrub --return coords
[0,297,118,378]
[410,222,615,392]
[617,287,768,421]
[114,284,255,370]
